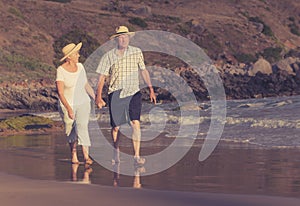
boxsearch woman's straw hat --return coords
[60,42,82,62]
[110,26,135,39]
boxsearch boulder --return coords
[248,58,272,76]
[276,57,296,75]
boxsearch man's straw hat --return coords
[110,26,135,39]
[60,42,82,62]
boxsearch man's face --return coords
[117,34,130,49]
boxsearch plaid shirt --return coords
[96,46,146,98]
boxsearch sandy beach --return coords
[0,131,300,206]
[1,171,300,206]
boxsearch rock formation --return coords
[1,57,300,111]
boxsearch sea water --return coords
[38,94,300,148]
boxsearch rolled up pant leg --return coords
[74,101,91,147]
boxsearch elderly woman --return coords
[56,42,95,165]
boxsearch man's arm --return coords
[95,74,107,109]
[141,69,156,104]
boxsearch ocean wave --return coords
[226,117,300,129]
[237,99,294,109]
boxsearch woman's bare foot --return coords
[85,157,93,165]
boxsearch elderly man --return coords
[96,26,156,165]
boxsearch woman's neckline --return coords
[61,63,79,73]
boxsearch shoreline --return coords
[1,131,300,204]
[1,133,300,199]
[0,172,299,206]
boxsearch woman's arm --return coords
[85,82,96,100]
[56,81,74,119]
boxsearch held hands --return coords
[96,98,106,109]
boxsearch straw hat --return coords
[110,26,135,39]
[60,42,82,62]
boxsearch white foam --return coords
[226,117,300,129]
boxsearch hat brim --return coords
[110,32,135,39]
[60,42,82,62]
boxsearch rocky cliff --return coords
[1,57,299,111]
[0,79,57,111]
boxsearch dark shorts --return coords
[108,90,142,128]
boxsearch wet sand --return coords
[1,172,300,206]
[0,131,300,205]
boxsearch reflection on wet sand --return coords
[71,163,93,184]
[1,133,300,198]
[112,162,145,189]
[0,134,56,179]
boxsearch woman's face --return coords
[117,34,129,49]
[68,51,80,63]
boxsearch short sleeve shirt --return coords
[96,46,146,98]
[56,63,90,107]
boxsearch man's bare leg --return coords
[111,126,120,147]
[111,126,120,163]
[131,120,145,165]
[131,120,141,157]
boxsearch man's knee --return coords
[112,126,120,133]
[131,120,140,128]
